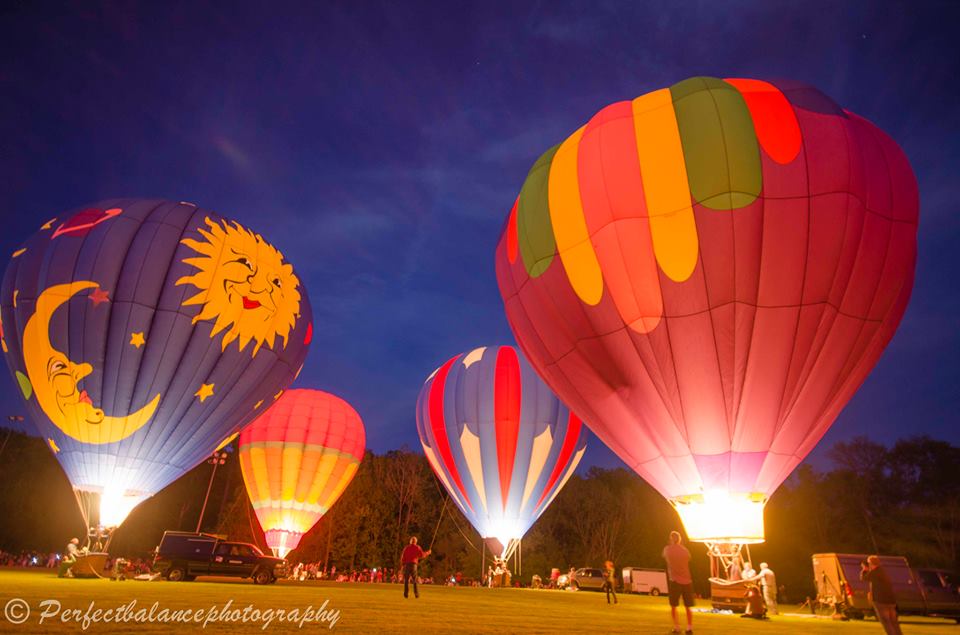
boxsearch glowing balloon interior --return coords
[1,200,313,529]
[495,77,918,544]
[238,389,365,558]
[416,346,587,558]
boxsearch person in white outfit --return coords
[757,562,778,615]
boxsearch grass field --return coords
[0,568,956,633]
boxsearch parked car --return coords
[571,568,607,591]
[812,553,960,622]
[622,567,667,595]
[152,531,286,584]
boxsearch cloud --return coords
[211,135,254,174]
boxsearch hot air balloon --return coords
[416,345,587,559]
[1,199,313,535]
[495,77,918,550]
[238,389,365,558]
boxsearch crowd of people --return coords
[0,549,61,568]
[286,562,439,586]
[0,547,153,576]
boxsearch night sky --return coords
[1,1,957,471]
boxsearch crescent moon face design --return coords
[21,281,161,444]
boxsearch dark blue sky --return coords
[1,1,957,470]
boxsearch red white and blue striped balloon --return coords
[416,345,587,556]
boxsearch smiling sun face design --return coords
[176,217,301,356]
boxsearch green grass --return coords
[0,568,955,633]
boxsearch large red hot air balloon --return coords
[238,389,365,558]
[495,77,918,545]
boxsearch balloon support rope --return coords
[429,495,449,551]
[428,474,480,553]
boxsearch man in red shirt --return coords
[401,536,431,599]
[662,531,694,634]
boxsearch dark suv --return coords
[152,531,286,584]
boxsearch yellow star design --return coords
[130,332,146,349]
[48,438,60,453]
[41,218,56,230]
[195,383,215,403]
[12,248,25,258]
[253,399,264,410]
[273,389,283,401]
[13,290,18,308]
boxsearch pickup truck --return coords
[812,553,960,622]
[152,531,286,584]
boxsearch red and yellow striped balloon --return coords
[497,77,918,544]
[238,389,365,557]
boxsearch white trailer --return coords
[622,567,668,595]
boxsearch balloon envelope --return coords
[1,199,313,527]
[416,345,587,557]
[495,77,918,543]
[238,389,365,558]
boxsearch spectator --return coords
[860,556,903,635]
[662,531,694,635]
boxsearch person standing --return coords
[757,563,778,615]
[662,531,694,635]
[602,560,618,605]
[727,556,742,581]
[860,556,903,635]
[400,536,431,599]
[742,561,756,580]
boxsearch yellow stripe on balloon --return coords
[548,125,604,305]
[321,460,360,511]
[305,453,339,505]
[293,448,322,501]
[459,425,487,514]
[520,426,553,510]
[631,89,699,283]
[250,446,272,505]
[281,445,301,500]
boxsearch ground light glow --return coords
[671,490,766,544]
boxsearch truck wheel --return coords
[650,588,660,596]
[166,566,187,582]
[253,568,274,585]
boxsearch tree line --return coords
[0,428,956,599]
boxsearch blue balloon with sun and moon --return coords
[0,199,313,527]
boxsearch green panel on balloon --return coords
[16,370,32,399]
[671,76,761,210]
[517,145,559,277]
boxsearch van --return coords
[622,567,667,595]
[812,553,960,621]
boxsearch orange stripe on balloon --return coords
[506,197,519,264]
[578,101,663,333]
[631,89,698,283]
[548,125,604,305]
[724,78,801,165]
